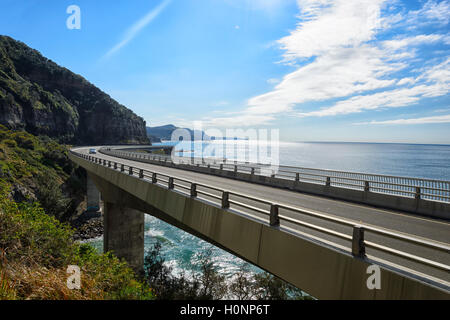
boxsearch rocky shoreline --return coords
[71,211,103,241]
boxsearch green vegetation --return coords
[0,36,155,300]
[144,242,312,300]
[0,126,154,300]
[0,183,154,300]
[0,125,84,221]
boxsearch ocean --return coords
[87,141,450,280]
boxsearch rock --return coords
[10,183,37,203]
[0,35,150,145]
[72,211,104,241]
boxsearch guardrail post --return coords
[234,165,238,173]
[121,164,124,172]
[222,192,230,209]
[270,204,280,227]
[220,164,223,171]
[295,172,300,182]
[364,181,370,192]
[251,167,255,175]
[129,167,133,175]
[168,177,174,189]
[352,226,365,257]
[415,187,421,200]
[114,162,117,170]
[190,184,197,197]
[152,173,157,184]
[326,177,331,187]
[139,169,144,179]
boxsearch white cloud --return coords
[247,45,400,115]
[278,0,384,61]
[103,0,171,59]
[297,58,450,118]
[397,77,416,85]
[297,82,448,117]
[420,57,450,83]
[203,0,450,128]
[381,34,444,50]
[405,0,450,27]
[358,114,450,125]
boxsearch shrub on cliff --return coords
[0,127,84,222]
[0,183,154,300]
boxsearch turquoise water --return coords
[89,141,450,281]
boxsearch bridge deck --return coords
[76,147,450,285]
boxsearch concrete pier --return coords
[103,202,145,274]
[87,174,100,212]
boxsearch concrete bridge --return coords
[69,146,450,300]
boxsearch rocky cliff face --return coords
[0,35,149,145]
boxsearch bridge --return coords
[69,145,450,300]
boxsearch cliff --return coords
[0,35,149,145]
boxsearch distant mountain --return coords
[146,125,177,141]
[146,125,209,141]
[0,35,149,145]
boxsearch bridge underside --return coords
[74,154,448,300]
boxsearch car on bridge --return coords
[89,148,97,154]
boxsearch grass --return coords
[0,182,154,300]
[0,126,154,300]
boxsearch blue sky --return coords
[1,0,449,143]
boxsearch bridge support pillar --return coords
[87,174,100,212]
[103,202,145,275]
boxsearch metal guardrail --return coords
[71,150,450,283]
[102,148,450,204]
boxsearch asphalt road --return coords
[74,147,450,286]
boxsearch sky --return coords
[0,0,449,144]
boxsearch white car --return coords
[89,148,97,154]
